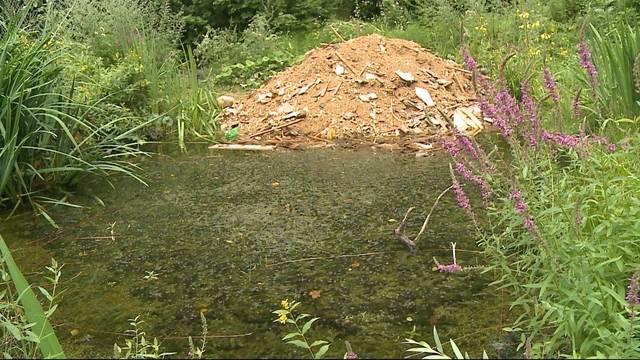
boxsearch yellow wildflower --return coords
[540,33,552,40]
[531,20,541,29]
[281,299,290,310]
[519,11,530,19]
[528,47,541,57]
[278,313,287,324]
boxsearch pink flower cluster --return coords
[578,39,598,88]
[437,263,463,273]
[542,68,560,103]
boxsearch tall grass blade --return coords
[0,233,65,358]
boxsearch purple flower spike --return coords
[520,82,539,147]
[461,47,477,73]
[542,68,560,103]
[607,143,616,152]
[578,39,598,88]
[346,352,359,359]
[442,139,460,158]
[452,179,472,215]
[455,162,491,204]
[572,93,582,119]
[523,215,541,241]
[437,263,463,273]
[509,190,528,214]
[456,135,479,159]
[541,131,582,149]
[627,269,640,319]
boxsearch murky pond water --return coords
[0,146,515,358]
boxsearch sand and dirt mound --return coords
[218,35,487,149]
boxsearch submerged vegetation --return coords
[2,0,640,358]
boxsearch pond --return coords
[0,146,516,358]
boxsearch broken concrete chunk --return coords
[395,70,415,82]
[358,92,378,102]
[453,106,483,134]
[282,108,308,120]
[364,72,378,81]
[415,87,435,107]
[257,92,273,104]
[335,64,345,75]
[342,112,356,120]
[217,95,235,108]
[277,102,295,114]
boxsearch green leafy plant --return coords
[273,299,331,359]
[113,316,176,359]
[404,327,488,359]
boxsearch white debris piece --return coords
[395,70,415,82]
[257,92,272,104]
[335,64,346,75]
[364,72,378,81]
[358,93,378,102]
[453,106,484,134]
[277,102,295,114]
[217,95,235,108]
[415,87,435,107]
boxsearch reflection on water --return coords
[1,147,515,358]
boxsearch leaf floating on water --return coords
[395,70,415,82]
[415,87,435,107]
[309,290,321,299]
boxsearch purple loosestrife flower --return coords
[452,178,472,215]
[520,82,539,147]
[572,92,582,119]
[607,143,616,152]
[627,269,640,319]
[578,38,598,88]
[455,162,491,203]
[542,68,560,103]
[442,138,460,157]
[496,89,524,125]
[541,131,582,149]
[456,134,479,159]
[460,47,477,73]
[346,352,359,359]
[508,190,528,214]
[437,263,463,273]
[523,215,542,242]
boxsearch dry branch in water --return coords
[394,185,453,252]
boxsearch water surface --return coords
[1,147,515,358]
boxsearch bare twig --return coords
[413,185,453,244]
[394,185,453,252]
[332,81,342,96]
[335,51,358,75]
[328,24,345,42]
[249,118,306,138]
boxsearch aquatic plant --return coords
[113,316,176,359]
[273,299,331,359]
[404,326,488,359]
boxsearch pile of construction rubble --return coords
[217,35,489,150]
